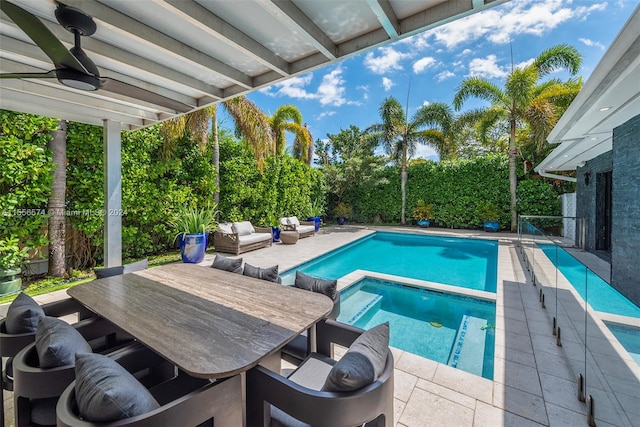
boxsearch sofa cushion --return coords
[243,263,280,283]
[5,292,45,334]
[232,221,255,236]
[74,352,160,422]
[294,271,337,301]
[296,225,315,235]
[218,222,233,234]
[211,254,243,274]
[36,316,92,368]
[237,232,272,245]
[322,322,389,392]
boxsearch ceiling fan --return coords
[0,0,193,113]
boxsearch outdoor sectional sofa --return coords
[213,221,273,255]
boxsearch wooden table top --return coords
[67,263,333,379]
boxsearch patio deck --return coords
[2,225,637,426]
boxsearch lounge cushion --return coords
[237,232,272,245]
[211,254,243,274]
[294,271,337,301]
[322,322,389,392]
[74,352,160,422]
[36,316,92,368]
[5,292,45,334]
[217,222,233,234]
[243,263,280,283]
[232,221,255,237]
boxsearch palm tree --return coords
[453,43,582,231]
[293,123,313,165]
[416,102,457,161]
[368,97,454,225]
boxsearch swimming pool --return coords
[538,244,640,318]
[605,323,640,367]
[281,232,498,292]
[337,278,495,379]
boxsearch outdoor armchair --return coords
[11,316,134,427]
[56,344,242,426]
[0,295,94,426]
[247,319,394,427]
[279,216,315,238]
[213,221,272,255]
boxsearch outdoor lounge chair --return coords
[279,216,316,238]
[213,221,272,255]
[56,344,242,426]
[247,319,394,427]
[0,295,94,427]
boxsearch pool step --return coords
[341,292,383,325]
[447,315,487,376]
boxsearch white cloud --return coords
[413,145,438,161]
[262,74,316,99]
[435,70,455,82]
[317,68,347,106]
[422,100,431,107]
[363,46,411,74]
[428,0,607,49]
[468,54,508,78]
[412,57,436,74]
[317,111,336,119]
[382,77,394,91]
[579,37,605,50]
[460,48,472,56]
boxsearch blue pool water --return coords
[538,245,640,318]
[605,323,640,367]
[281,232,498,292]
[337,278,495,379]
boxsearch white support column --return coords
[103,119,122,267]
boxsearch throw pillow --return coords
[243,263,280,283]
[75,352,160,422]
[217,222,233,234]
[231,221,255,236]
[4,292,45,334]
[294,271,337,301]
[322,322,389,392]
[211,254,243,274]
[36,316,92,368]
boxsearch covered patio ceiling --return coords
[536,5,640,175]
[1,0,508,130]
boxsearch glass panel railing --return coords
[518,216,640,426]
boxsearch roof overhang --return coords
[536,5,640,174]
[1,0,508,131]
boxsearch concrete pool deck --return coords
[2,225,638,426]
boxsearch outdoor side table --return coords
[280,230,299,244]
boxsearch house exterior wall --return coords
[576,152,612,252]
[611,114,640,306]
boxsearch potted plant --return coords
[168,204,218,263]
[266,213,281,242]
[0,237,28,295]
[306,198,326,232]
[412,200,433,228]
[334,202,352,226]
[476,201,501,232]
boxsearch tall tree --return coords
[368,97,452,224]
[269,105,309,157]
[453,43,582,231]
[48,119,67,277]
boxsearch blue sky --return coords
[219,0,638,160]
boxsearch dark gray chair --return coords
[12,317,133,427]
[56,345,242,426]
[247,319,394,427]
[1,297,94,427]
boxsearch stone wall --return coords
[611,114,640,306]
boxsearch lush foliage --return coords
[168,204,219,241]
[0,111,57,269]
[412,201,434,221]
[516,179,561,216]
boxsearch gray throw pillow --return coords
[5,292,45,334]
[36,316,92,368]
[294,271,337,301]
[243,263,280,283]
[211,254,243,274]
[75,353,160,422]
[322,322,389,392]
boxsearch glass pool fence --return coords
[518,216,640,427]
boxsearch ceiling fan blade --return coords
[0,0,87,73]
[0,70,57,79]
[100,77,193,113]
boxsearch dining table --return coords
[67,262,334,379]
